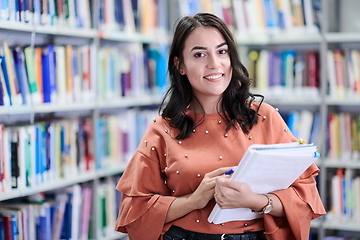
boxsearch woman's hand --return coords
[214,177,260,210]
[165,166,232,223]
[188,167,232,210]
[214,177,286,217]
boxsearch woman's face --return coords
[180,26,232,101]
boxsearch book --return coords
[208,142,319,224]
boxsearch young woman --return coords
[115,13,325,240]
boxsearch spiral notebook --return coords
[208,142,319,224]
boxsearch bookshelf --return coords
[0,0,165,239]
[234,0,360,239]
[0,0,359,240]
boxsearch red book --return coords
[2,215,12,240]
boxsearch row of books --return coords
[248,49,320,100]
[327,168,360,225]
[0,42,95,106]
[97,108,158,168]
[96,177,122,238]
[0,41,168,107]
[0,0,322,38]
[0,184,94,240]
[0,108,158,194]
[171,0,321,38]
[327,112,360,161]
[97,43,168,102]
[98,0,168,35]
[0,118,94,193]
[327,49,360,100]
[282,110,321,146]
[0,0,92,29]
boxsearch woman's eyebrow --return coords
[190,42,228,52]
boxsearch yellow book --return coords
[140,0,156,35]
[201,0,213,13]
[2,41,19,105]
[66,45,73,102]
[35,47,43,103]
[248,50,259,87]
[291,0,305,27]
[24,47,41,105]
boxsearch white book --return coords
[67,0,76,28]
[353,177,360,223]
[278,0,293,32]
[327,50,337,99]
[105,179,116,236]
[208,142,318,224]
[80,0,91,29]
[298,110,313,143]
[17,127,27,190]
[211,0,224,21]
[69,184,82,240]
[55,46,67,105]
[256,50,269,92]
[104,0,117,31]
[123,0,136,32]
[302,0,318,33]
[232,0,248,36]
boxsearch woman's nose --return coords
[207,54,220,69]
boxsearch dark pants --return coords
[163,226,267,240]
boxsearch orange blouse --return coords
[115,102,326,240]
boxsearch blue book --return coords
[45,123,51,176]
[12,48,27,105]
[96,119,104,169]
[47,46,56,103]
[0,70,4,105]
[36,204,52,240]
[41,46,56,103]
[114,0,125,31]
[131,0,139,30]
[0,46,13,105]
[0,215,4,240]
[41,47,51,103]
[61,192,73,239]
[35,125,41,185]
[155,44,168,95]
[10,213,18,240]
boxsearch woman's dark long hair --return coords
[160,13,263,140]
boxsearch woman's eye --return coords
[219,49,228,54]
[194,52,205,58]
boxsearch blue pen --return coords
[225,167,236,175]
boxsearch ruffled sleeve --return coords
[263,163,326,240]
[114,119,176,240]
[257,103,326,239]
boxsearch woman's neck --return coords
[188,97,223,115]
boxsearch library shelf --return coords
[0,164,128,202]
[323,159,360,169]
[325,32,360,43]
[322,221,360,232]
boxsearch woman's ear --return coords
[174,57,185,75]
[174,57,179,69]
